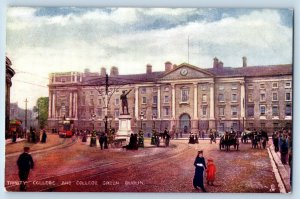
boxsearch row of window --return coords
[247,104,292,117]
[247,81,291,90]
[248,92,291,102]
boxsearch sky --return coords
[6,7,293,109]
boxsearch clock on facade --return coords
[180,68,188,76]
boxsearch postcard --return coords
[5,7,293,193]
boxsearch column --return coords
[193,83,198,119]
[69,92,73,118]
[171,83,176,118]
[135,86,139,119]
[72,92,76,118]
[48,91,52,118]
[157,85,161,119]
[240,81,245,118]
[74,92,78,119]
[52,93,56,119]
[209,83,215,119]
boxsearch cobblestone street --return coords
[5,135,283,193]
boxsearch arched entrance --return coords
[179,113,191,134]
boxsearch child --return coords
[206,159,216,186]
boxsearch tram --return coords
[58,119,73,138]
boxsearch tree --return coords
[35,97,49,129]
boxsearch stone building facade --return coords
[47,58,292,135]
[5,56,15,135]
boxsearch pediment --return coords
[160,63,214,80]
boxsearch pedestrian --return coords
[41,130,47,143]
[193,150,207,192]
[104,134,108,149]
[12,131,17,143]
[99,133,105,150]
[280,138,288,164]
[273,132,279,152]
[206,159,216,186]
[17,147,34,191]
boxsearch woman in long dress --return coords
[193,150,207,192]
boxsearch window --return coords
[115,109,119,118]
[285,104,292,116]
[115,98,119,106]
[232,94,237,102]
[218,94,224,102]
[219,123,225,131]
[260,105,266,115]
[142,97,147,104]
[247,105,254,117]
[202,106,207,116]
[152,87,158,92]
[232,122,238,130]
[141,87,147,94]
[164,107,170,116]
[219,86,224,90]
[285,81,291,88]
[232,83,238,90]
[164,96,169,103]
[181,88,189,102]
[272,82,278,88]
[248,93,253,102]
[219,107,225,116]
[272,105,279,116]
[231,106,237,117]
[152,108,158,117]
[202,85,207,91]
[61,78,66,83]
[248,84,253,89]
[202,94,207,103]
[81,96,86,105]
[260,93,266,101]
[90,99,94,106]
[272,92,278,101]
[285,92,291,101]
[153,96,157,104]
[97,108,102,117]
[164,86,169,92]
[260,83,265,89]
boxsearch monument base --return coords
[116,114,134,144]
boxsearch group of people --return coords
[272,129,292,165]
[193,150,217,192]
[188,133,199,144]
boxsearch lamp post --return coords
[140,112,144,131]
[91,114,96,130]
[152,114,156,129]
[103,116,108,134]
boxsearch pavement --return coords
[5,138,26,145]
[268,144,291,193]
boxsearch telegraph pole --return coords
[24,98,28,132]
[104,73,109,134]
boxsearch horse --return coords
[219,133,239,151]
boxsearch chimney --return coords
[213,57,219,69]
[165,61,173,72]
[146,64,152,74]
[242,56,247,67]
[110,66,119,76]
[218,61,224,68]
[100,67,106,76]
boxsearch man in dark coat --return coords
[99,133,105,150]
[193,150,207,192]
[17,147,34,191]
[41,130,47,143]
[104,134,108,149]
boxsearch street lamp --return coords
[152,113,156,129]
[103,116,108,134]
[91,114,96,130]
[140,112,144,131]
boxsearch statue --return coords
[120,89,132,115]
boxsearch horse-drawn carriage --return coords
[219,132,239,151]
[241,129,269,149]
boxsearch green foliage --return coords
[35,97,49,129]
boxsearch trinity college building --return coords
[47,57,292,134]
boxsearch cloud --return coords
[6,8,293,109]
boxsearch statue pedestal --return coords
[116,114,133,143]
